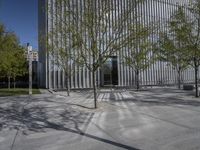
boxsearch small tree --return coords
[187,1,200,97]
[170,4,200,97]
[124,23,154,90]
[48,45,74,96]
[70,0,143,108]
[157,32,189,89]
[46,0,80,96]
[47,0,144,108]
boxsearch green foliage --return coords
[155,6,191,72]
[11,46,28,78]
[156,2,200,93]
[170,4,200,67]
[186,0,200,97]
[124,22,154,71]
[0,23,27,87]
[155,7,191,89]
[123,22,154,89]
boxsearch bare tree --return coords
[47,0,144,108]
[46,0,77,96]
[69,0,143,108]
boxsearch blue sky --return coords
[0,0,38,50]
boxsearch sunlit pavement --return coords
[0,87,200,150]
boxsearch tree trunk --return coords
[66,74,70,96]
[92,70,97,109]
[136,69,139,91]
[14,76,16,90]
[195,65,199,97]
[8,76,10,90]
[177,70,181,89]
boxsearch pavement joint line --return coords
[10,130,19,150]
[161,103,200,113]
[90,120,123,145]
[138,111,200,131]
[103,101,200,131]
[126,91,200,114]
[9,95,32,150]
[76,113,95,142]
[133,98,200,114]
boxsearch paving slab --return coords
[0,88,200,150]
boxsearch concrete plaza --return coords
[0,87,200,150]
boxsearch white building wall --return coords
[39,0,197,89]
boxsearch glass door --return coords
[102,56,118,86]
[112,56,118,85]
[103,58,112,85]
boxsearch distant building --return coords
[24,50,38,62]
[39,0,198,89]
[24,49,39,87]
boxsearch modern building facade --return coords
[39,0,198,89]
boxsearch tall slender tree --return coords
[169,4,200,97]
[187,1,200,97]
[158,33,188,89]
[160,3,200,97]
[48,0,144,108]
[124,22,154,90]
[156,10,189,89]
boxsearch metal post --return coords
[27,43,32,95]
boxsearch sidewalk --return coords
[0,88,200,150]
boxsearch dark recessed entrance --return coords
[102,56,118,86]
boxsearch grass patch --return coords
[0,88,41,97]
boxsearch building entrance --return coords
[102,56,118,86]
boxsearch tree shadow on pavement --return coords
[106,88,200,107]
[0,96,141,150]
